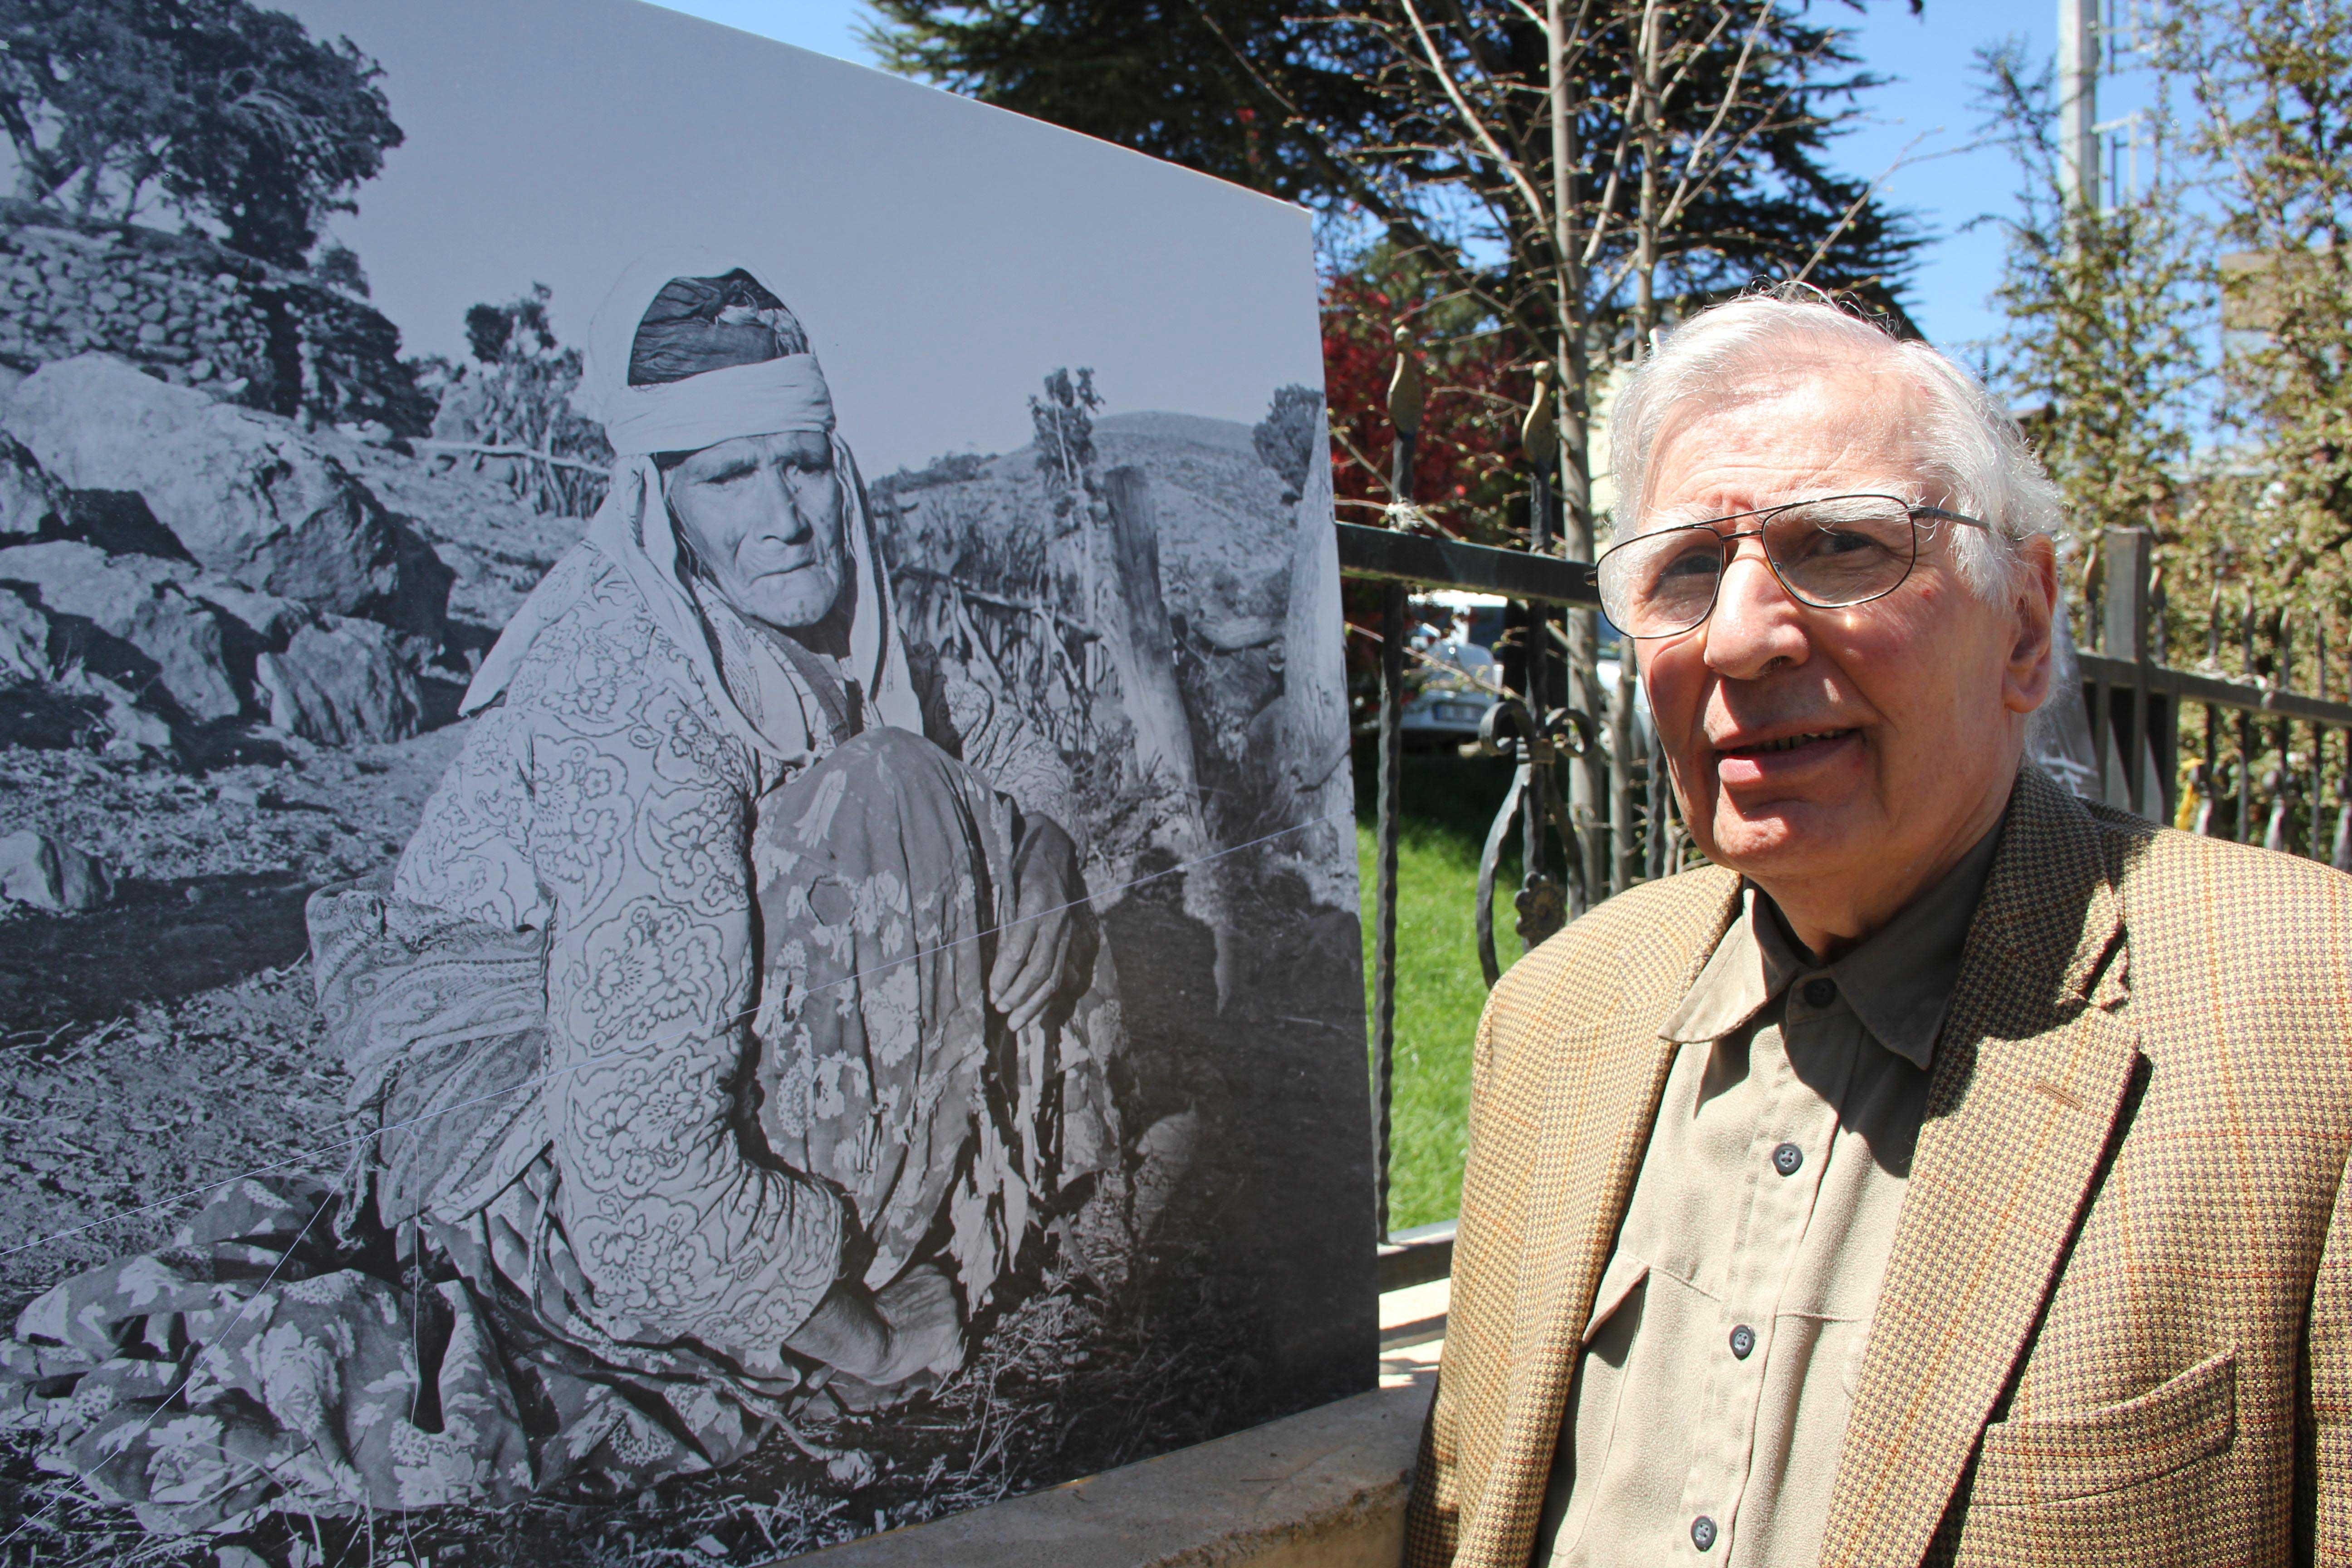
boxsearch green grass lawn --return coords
[1353,745,1525,1231]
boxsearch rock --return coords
[0,539,188,623]
[189,578,308,644]
[434,543,485,584]
[0,586,47,682]
[59,668,177,756]
[1,354,450,639]
[0,828,114,911]
[0,540,242,721]
[121,592,240,721]
[256,616,418,745]
[0,432,61,539]
[58,485,192,558]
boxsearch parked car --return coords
[1400,637,1502,745]
[1360,590,1655,753]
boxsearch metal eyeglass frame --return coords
[1595,492,1994,639]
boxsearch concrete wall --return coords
[781,1282,1450,1568]
[791,1370,1431,1568]
[0,201,431,437]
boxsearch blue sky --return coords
[651,0,2160,354]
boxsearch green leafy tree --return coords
[0,0,402,266]
[1980,1,2352,848]
[1975,38,2209,644]
[2155,0,2352,646]
[863,1,1383,205]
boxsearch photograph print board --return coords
[0,3,1372,1561]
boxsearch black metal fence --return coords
[2077,526,2352,858]
[1340,456,2352,1269]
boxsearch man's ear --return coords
[2003,533,2059,716]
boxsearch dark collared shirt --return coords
[1532,825,2002,1567]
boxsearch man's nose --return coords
[1701,540,1811,680]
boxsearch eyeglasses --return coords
[1594,493,1993,640]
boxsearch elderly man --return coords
[1405,288,2352,1568]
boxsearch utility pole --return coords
[2058,0,2100,212]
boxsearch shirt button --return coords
[1803,976,1837,1008]
[1692,1515,1719,1552]
[1772,1141,1803,1176]
[1730,1323,1755,1359]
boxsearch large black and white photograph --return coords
[0,3,1371,1561]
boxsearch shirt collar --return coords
[1659,823,2004,1070]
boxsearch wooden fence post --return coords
[1101,465,1228,1001]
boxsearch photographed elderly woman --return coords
[0,259,1126,1529]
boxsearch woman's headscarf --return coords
[461,250,920,766]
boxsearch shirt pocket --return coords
[1970,1349,2235,1508]
[1581,1254,1651,1353]
[1530,1257,1654,1566]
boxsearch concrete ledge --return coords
[789,1364,1435,1567]
[1376,1220,1456,1294]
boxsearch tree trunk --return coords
[1100,465,1234,1001]
[1102,466,1196,799]
[1615,0,1667,895]
[1280,432,1355,909]
[1551,0,1608,912]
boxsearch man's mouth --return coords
[1712,728,1860,769]
[1724,730,1850,756]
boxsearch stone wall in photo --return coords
[0,201,433,439]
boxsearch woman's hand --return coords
[991,819,1081,1032]
[784,1264,964,1388]
[867,1265,964,1382]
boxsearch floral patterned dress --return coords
[0,545,1122,1533]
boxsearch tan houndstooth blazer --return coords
[1405,765,2352,1567]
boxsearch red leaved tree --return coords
[1322,270,1526,542]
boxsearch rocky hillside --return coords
[0,349,589,1302]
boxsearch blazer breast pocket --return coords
[1970,1349,2235,1508]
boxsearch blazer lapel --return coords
[1456,878,1737,1568]
[1820,769,2143,1567]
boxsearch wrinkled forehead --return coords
[1638,357,1933,531]
[668,428,833,474]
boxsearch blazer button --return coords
[1772,1141,1803,1176]
[1730,1323,1755,1359]
[1692,1516,1719,1552]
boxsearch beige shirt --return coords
[1531,827,2000,1568]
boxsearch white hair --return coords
[1606,286,2067,598]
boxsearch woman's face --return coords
[666,431,847,632]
